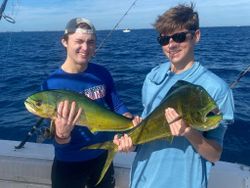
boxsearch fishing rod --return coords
[0,0,15,23]
[15,118,44,149]
[0,0,8,20]
[96,0,139,52]
[230,64,250,89]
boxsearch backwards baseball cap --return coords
[64,17,96,35]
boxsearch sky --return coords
[1,0,250,32]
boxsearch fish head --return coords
[180,84,223,131]
[24,91,57,119]
[165,81,223,131]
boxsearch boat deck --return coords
[0,140,249,188]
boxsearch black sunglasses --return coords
[157,31,195,46]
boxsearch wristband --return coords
[55,134,71,144]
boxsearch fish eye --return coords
[35,100,43,106]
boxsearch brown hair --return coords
[154,3,199,34]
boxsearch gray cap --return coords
[64,17,96,34]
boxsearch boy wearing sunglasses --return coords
[114,3,234,188]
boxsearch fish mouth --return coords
[24,99,37,113]
[24,99,43,117]
[202,107,222,130]
[191,106,222,131]
[206,107,221,118]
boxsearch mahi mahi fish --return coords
[81,80,223,185]
[24,90,134,133]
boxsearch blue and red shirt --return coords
[42,63,128,161]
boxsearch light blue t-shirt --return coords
[130,62,234,188]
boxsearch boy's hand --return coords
[113,116,142,152]
[113,134,134,152]
[165,108,191,136]
[54,100,82,143]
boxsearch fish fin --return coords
[166,135,174,143]
[81,141,115,151]
[162,80,191,100]
[87,127,95,133]
[87,124,135,134]
[39,120,54,140]
[49,120,55,136]
[81,141,117,185]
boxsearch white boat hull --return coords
[0,140,249,188]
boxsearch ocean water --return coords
[0,27,250,166]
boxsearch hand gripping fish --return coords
[81,80,223,185]
[24,90,134,133]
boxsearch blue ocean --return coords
[0,27,249,166]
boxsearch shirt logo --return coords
[84,85,106,100]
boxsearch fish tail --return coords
[81,141,117,185]
[163,121,174,143]
[96,147,116,185]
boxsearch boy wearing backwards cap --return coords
[42,17,132,188]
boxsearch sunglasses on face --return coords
[157,31,195,46]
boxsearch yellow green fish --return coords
[24,90,134,133]
[82,80,223,185]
